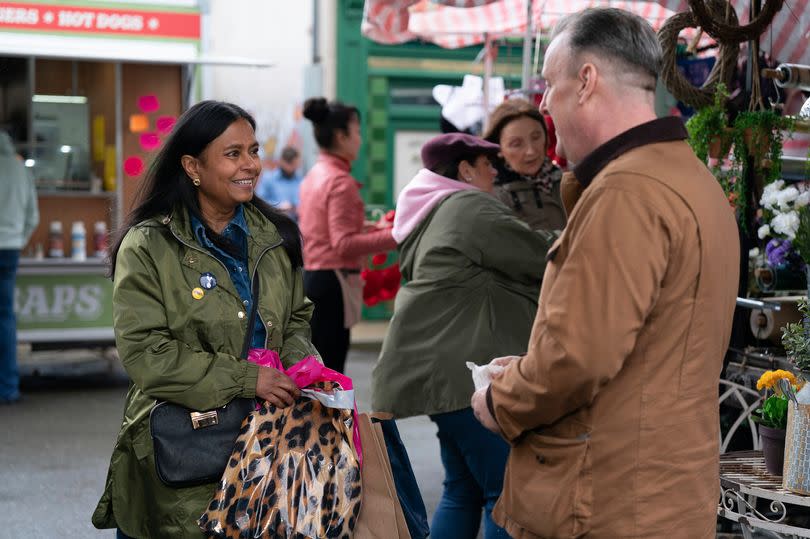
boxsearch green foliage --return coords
[731,110,794,185]
[727,110,794,232]
[753,394,789,429]
[796,211,810,264]
[686,83,729,163]
[781,298,810,374]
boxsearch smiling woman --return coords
[93,100,320,538]
[180,117,261,234]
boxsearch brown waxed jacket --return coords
[488,120,740,538]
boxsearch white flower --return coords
[762,180,784,197]
[757,224,771,239]
[796,191,810,208]
[772,211,800,240]
[776,186,800,211]
[761,194,775,210]
[749,247,761,258]
[761,180,786,210]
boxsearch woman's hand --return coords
[256,366,300,408]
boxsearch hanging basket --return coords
[708,127,735,159]
[742,126,771,161]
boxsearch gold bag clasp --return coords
[190,410,219,429]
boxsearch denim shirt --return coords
[191,205,266,350]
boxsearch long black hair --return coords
[108,100,303,277]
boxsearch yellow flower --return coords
[756,369,797,391]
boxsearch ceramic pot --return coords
[760,424,786,476]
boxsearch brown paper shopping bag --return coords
[354,412,411,539]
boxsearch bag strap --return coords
[239,271,261,359]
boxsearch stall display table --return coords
[719,451,810,538]
[15,258,114,345]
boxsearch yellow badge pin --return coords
[192,287,205,300]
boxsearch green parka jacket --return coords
[371,190,555,418]
[92,203,318,538]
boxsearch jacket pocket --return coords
[502,431,592,538]
[132,423,153,461]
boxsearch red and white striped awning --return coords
[362,0,809,65]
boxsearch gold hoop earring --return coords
[192,178,201,187]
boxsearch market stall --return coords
[2,1,269,366]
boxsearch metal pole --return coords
[483,33,493,131]
[27,57,35,161]
[313,0,320,64]
[114,62,123,231]
[520,0,533,96]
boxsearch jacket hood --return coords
[392,168,479,243]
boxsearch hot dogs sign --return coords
[0,2,199,39]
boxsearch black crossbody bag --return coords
[149,273,260,488]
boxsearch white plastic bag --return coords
[466,361,505,391]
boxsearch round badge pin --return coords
[191,287,205,300]
[199,272,217,290]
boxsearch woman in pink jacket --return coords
[298,97,396,373]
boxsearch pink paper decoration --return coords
[139,132,161,152]
[124,156,144,177]
[137,95,160,113]
[156,115,176,134]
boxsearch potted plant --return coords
[780,300,810,493]
[752,369,800,475]
[781,298,810,380]
[731,110,794,186]
[686,82,731,162]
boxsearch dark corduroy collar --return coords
[572,117,687,188]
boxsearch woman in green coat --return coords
[371,133,555,539]
[92,101,319,538]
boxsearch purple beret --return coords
[421,133,500,171]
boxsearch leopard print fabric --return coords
[199,382,361,538]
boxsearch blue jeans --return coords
[0,249,20,402]
[116,529,134,539]
[428,407,511,539]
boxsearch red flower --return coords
[379,288,397,301]
[385,210,396,223]
[361,257,401,306]
[363,269,384,289]
[382,265,402,290]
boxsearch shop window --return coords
[31,95,91,190]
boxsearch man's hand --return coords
[256,366,300,408]
[489,355,521,368]
[472,388,501,435]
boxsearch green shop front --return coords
[336,0,523,318]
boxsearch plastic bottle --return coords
[48,221,64,258]
[93,221,108,258]
[71,221,86,261]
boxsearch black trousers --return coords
[303,269,351,373]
